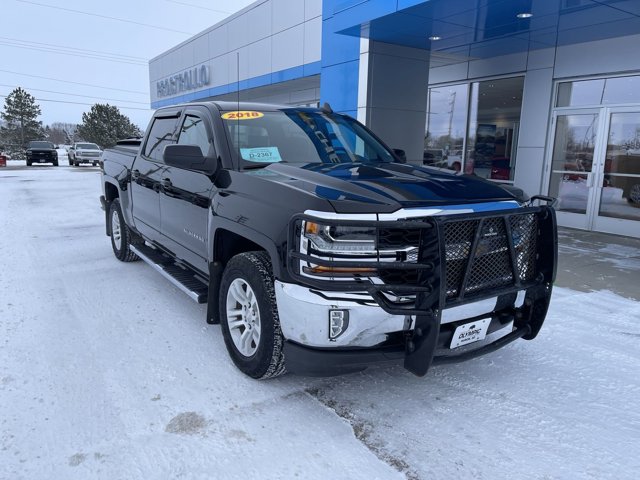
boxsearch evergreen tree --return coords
[77,104,141,148]
[0,88,44,155]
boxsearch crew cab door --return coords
[130,112,180,242]
[159,109,215,275]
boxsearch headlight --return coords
[302,221,377,278]
[304,221,376,253]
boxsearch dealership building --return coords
[149,0,640,238]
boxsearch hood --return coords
[252,162,523,213]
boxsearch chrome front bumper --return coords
[274,281,403,348]
[274,280,524,349]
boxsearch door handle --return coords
[162,178,173,189]
[131,169,140,180]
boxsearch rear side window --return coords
[177,115,211,156]
[144,116,179,162]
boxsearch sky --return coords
[0,0,255,129]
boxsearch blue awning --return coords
[326,0,640,60]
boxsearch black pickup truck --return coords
[26,141,58,166]
[100,101,557,379]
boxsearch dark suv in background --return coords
[25,141,58,166]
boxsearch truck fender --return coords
[103,176,135,234]
[205,220,283,325]
[209,220,282,277]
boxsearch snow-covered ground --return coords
[1,166,639,480]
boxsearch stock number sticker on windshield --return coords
[241,147,282,163]
[221,111,264,120]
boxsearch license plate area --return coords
[450,318,491,349]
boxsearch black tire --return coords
[92,162,98,167]
[108,198,139,262]
[26,160,32,166]
[630,184,640,204]
[53,161,59,166]
[219,252,285,379]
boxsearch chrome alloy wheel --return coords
[225,278,261,357]
[111,209,122,250]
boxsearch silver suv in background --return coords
[68,142,102,166]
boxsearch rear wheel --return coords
[109,199,139,262]
[219,252,285,379]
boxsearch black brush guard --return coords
[286,205,557,376]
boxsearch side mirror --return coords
[163,144,217,174]
[393,148,407,164]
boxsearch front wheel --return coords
[630,184,640,204]
[108,199,139,262]
[219,252,285,379]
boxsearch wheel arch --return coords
[211,224,282,278]
[206,225,282,326]
[104,180,120,236]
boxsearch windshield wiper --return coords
[242,163,276,170]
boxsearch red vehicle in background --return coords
[464,156,512,180]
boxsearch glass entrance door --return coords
[548,110,602,230]
[547,108,640,236]
[592,109,640,236]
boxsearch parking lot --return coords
[1,164,639,480]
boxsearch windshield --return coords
[77,143,100,149]
[221,109,395,168]
[28,141,54,149]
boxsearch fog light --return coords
[329,309,349,340]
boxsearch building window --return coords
[425,76,524,182]
[425,84,468,172]
[557,75,640,107]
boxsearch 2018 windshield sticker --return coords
[241,147,282,163]
[221,111,264,120]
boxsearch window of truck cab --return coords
[176,114,212,158]
[28,141,54,149]
[143,115,180,162]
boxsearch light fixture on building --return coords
[429,35,442,41]
[516,12,533,18]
